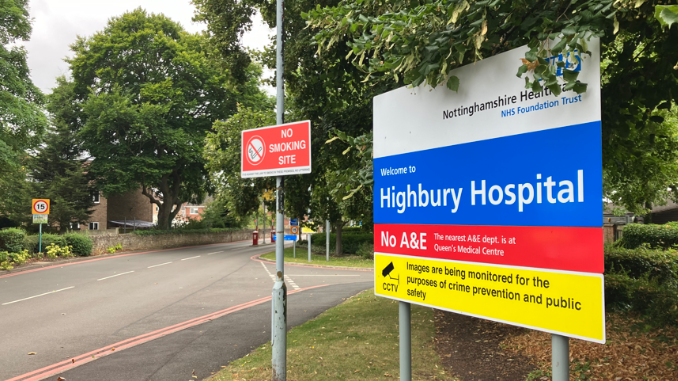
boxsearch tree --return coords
[28,77,94,231]
[0,0,48,221]
[194,0,383,254]
[306,0,678,214]
[69,9,240,229]
[204,105,277,220]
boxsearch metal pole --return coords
[308,233,311,262]
[271,0,286,377]
[293,239,296,258]
[399,302,411,381]
[263,201,266,244]
[272,176,287,380]
[326,220,330,261]
[39,223,42,254]
[552,334,569,381]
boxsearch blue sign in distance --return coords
[272,234,298,242]
[290,218,299,226]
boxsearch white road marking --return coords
[181,256,201,261]
[148,262,172,269]
[97,271,135,281]
[260,262,276,281]
[207,251,223,255]
[2,286,75,305]
[284,275,300,290]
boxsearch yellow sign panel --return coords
[375,253,605,343]
[32,199,50,215]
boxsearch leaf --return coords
[325,137,340,144]
[635,0,647,8]
[650,116,665,123]
[447,76,460,92]
[655,5,678,29]
[481,20,488,36]
[516,64,528,78]
[531,78,543,92]
[546,82,562,97]
[572,81,588,94]
[563,69,580,82]
[28,352,36,355]
[551,38,567,55]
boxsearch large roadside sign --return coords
[373,41,604,343]
[241,121,312,178]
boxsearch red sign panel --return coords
[241,121,312,178]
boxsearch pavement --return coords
[0,241,373,381]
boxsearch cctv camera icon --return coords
[382,262,399,283]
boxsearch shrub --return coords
[0,250,31,270]
[23,234,67,254]
[356,242,374,260]
[605,245,678,326]
[46,243,73,259]
[301,233,373,255]
[0,228,27,253]
[0,251,12,270]
[617,223,678,249]
[604,245,678,286]
[63,233,93,257]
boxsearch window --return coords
[190,207,199,215]
[70,222,80,229]
[89,222,99,230]
[92,191,100,203]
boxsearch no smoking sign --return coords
[241,121,311,178]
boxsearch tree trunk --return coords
[335,222,342,256]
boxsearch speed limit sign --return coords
[32,199,50,215]
[291,226,298,234]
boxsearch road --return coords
[0,241,373,381]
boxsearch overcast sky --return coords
[21,0,274,95]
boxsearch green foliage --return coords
[27,77,95,230]
[356,242,374,260]
[23,234,67,254]
[69,9,238,230]
[204,105,277,218]
[605,245,678,326]
[106,246,116,254]
[605,245,678,285]
[301,233,373,255]
[307,0,678,214]
[655,5,678,30]
[132,227,241,236]
[0,228,26,253]
[0,249,29,270]
[617,223,678,249]
[0,0,48,174]
[63,233,93,257]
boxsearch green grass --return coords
[260,248,374,268]
[207,289,456,381]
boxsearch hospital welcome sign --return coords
[373,40,605,343]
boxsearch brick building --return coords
[85,188,154,231]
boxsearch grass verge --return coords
[207,289,456,381]
[260,248,373,268]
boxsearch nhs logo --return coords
[545,51,582,77]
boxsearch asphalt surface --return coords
[0,241,373,381]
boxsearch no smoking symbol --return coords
[246,136,265,166]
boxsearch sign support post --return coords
[39,223,42,254]
[271,0,286,378]
[552,334,569,380]
[399,302,411,381]
[308,233,311,261]
[325,220,330,261]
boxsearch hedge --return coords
[0,228,27,253]
[617,223,678,249]
[604,245,678,326]
[298,233,373,255]
[604,245,678,286]
[133,227,241,236]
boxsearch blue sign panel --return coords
[290,218,299,226]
